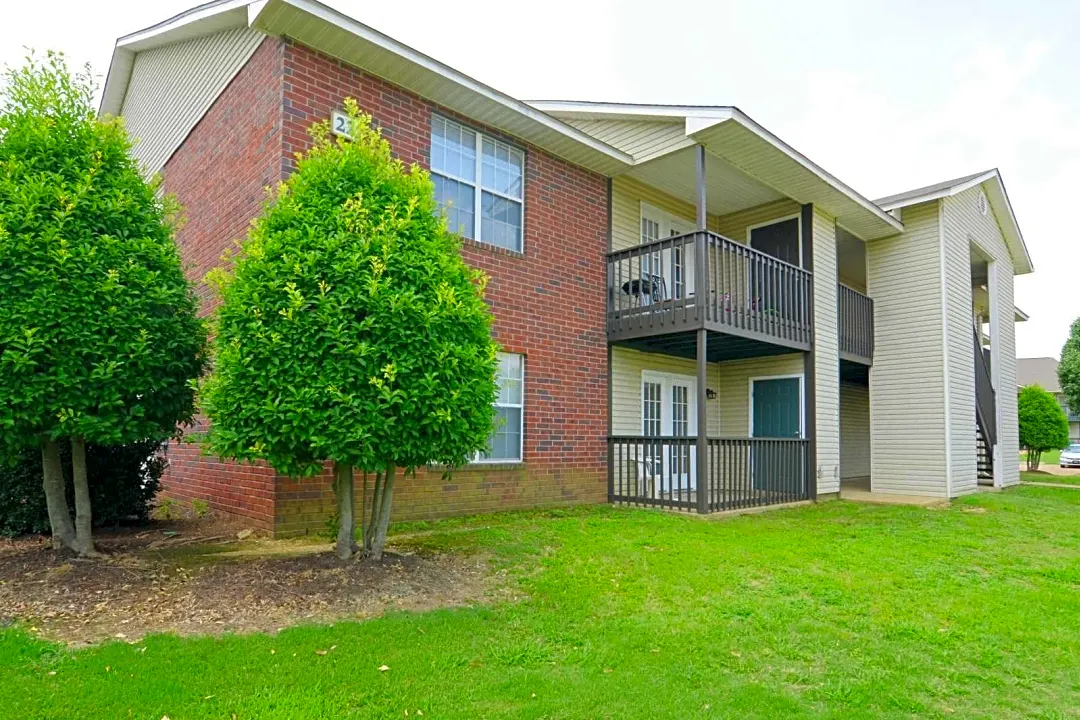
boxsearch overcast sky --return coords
[3,0,1076,358]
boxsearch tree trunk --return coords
[368,465,396,561]
[360,471,368,553]
[40,437,75,551]
[1030,450,1042,472]
[365,470,384,554]
[333,461,358,560]
[70,438,99,557]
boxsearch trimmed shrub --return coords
[0,441,164,536]
[1018,384,1070,471]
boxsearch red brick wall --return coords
[157,37,286,528]
[159,38,610,534]
[273,43,609,535]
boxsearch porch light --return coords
[706,389,717,400]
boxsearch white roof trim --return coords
[528,100,733,123]
[253,0,631,169]
[100,0,632,173]
[879,169,1032,275]
[100,0,251,117]
[686,110,902,233]
[535,101,902,235]
[876,170,999,211]
[1015,306,1029,322]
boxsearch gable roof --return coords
[531,101,904,241]
[875,169,1033,275]
[1017,357,1061,393]
[100,0,633,176]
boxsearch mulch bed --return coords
[0,519,493,646]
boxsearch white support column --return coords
[988,259,1004,488]
[811,208,841,495]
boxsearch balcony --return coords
[837,283,874,365]
[606,231,813,357]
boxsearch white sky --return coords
[3,0,1076,359]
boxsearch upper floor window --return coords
[431,115,524,252]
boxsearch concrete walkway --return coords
[1021,480,1080,489]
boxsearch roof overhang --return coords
[530,102,905,241]
[100,0,253,118]
[100,0,633,176]
[877,169,1033,275]
[1014,306,1029,322]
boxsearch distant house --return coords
[1017,357,1079,442]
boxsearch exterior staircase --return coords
[974,326,996,485]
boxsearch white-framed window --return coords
[431,115,525,252]
[476,352,524,463]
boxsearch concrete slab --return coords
[839,478,948,507]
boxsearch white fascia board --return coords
[529,100,733,123]
[98,0,252,117]
[876,170,999,211]
[253,0,632,170]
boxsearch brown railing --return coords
[607,231,813,346]
[608,436,810,513]
[838,283,874,362]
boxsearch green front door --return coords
[752,377,802,491]
[752,378,801,438]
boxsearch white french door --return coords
[642,371,698,496]
[640,204,696,303]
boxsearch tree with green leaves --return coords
[1058,317,1080,422]
[202,100,499,560]
[1018,384,1070,471]
[0,53,207,555]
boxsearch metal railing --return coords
[838,283,874,362]
[606,231,813,345]
[608,435,810,513]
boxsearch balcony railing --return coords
[608,435,810,513]
[607,231,813,348]
[838,283,874,363]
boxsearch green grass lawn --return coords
[4,488,1080,719]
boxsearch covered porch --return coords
[608,435,810,512]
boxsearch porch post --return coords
[801,203,817,500]
[695,144,707,230]
[696,327,709,513]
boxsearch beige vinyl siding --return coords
[611,347,721,436]
[714,200,802,242]
[119,27,265,175]
[839,384,871,479]
[611,347,803,437]
[867,201,949,496]
[612,177,802,253]
[944,186,1020,488]
[811,208,841,494]
[565,119,693,163]
[611,176,701,252]
[717,354,805,435]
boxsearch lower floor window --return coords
[477,352,524,462]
